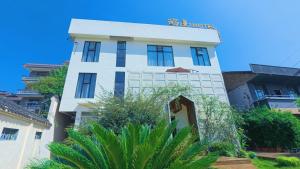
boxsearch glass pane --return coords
[163,46,172,52]
[81,84,89,98]
[148,51,157,66]
[82,42,89,62]
[191,48,199,65]
[87,51,95,62]
[114,72,125,97]
[75,74,84,98]
[163,52,174,66]
[116,42,126,67]
[201,48,211,66]
[147,45,157,52]
[83,74,91,83]
[94,42,101,62]
[88,74,96,98]
[88,42,96,50]
[157,52,164,66]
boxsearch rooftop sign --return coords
[167,18,214,29]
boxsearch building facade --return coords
[223,64,300,114]
[1,63,65,113]
[0,97,51,169]
[59,19,228,132]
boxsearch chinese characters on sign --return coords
[167,18,214,29]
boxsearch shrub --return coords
[276,156,300,167]
[247,151,256,159]
[243,107,300,149]
[209,142,236,157]
[237,149,248,158]
[27,121,211,169]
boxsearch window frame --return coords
[116,41,126,67]
[35,131,42,140]
[147,45,175,67]
[114,72,125,97]
[82,41,101,62]
[190,47,211,66]
[0,128,19,141]
[75,73,97,98]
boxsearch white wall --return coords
[0,113,49,169]
[60,38,226,113]
[69,19,220,44]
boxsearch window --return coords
[191,47,211,66]
[116,41,126,67]
[75,73,97,98]
[114,72,125,97]
[35,132,42,140]
[147,45,174,66]
[255,89,265,100]
[0,128,18,141]
[82,41,101,62]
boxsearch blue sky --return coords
[1,0,300,92]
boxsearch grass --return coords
[252,158,300,169]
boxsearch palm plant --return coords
[28,121,215,169]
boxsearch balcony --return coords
[16,90,43,97]
[22,76,39,83]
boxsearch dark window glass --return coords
[75,73,97,98]
[35,132,42,140]
[191,47,211,66]
[82,41,101,62]
[147,45,174,66]
[114,72,125,97]
[0,128,19,141]
[116,41,126,67]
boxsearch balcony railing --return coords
[258,95,298,100]
[16,90,41,95]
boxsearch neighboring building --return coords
[1,63,65,113]
[0,97,51,169]
[223,64,300,114]
[60,19,229,134]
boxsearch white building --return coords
[0,97,52,169]
[60,19,228,131]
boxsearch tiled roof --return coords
[250,64,300,77]
[0,97,51,127]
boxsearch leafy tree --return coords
[84,86,239,147]
[242,107,300,149]
[84,85,189,134]
[29,65,68,98]
[27,121,217,169]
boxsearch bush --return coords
[248,151,256,159]
[276,156,300,167]
[237,149,248,158]
[243,107,300,149]
[209,142,236,157]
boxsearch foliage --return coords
[252,158,299,169]
[192,95,240,149]
[84,85,190,134]
[248,151,256,159]
[208,142,236,157]
[296,98,300,108]
[237,149,248,158]
[276,156,300,167]
[27,121,218,169]
[242,107,300,149]
[29,65,68,98]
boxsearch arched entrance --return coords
[169,96,199,135]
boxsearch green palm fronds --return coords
[28,121,214,169]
